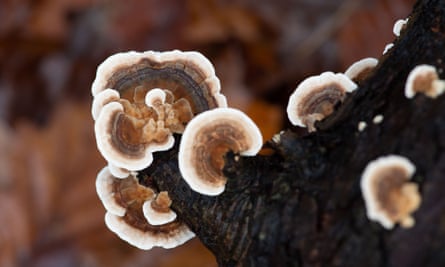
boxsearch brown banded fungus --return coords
[344,58,378,83]
[143,191,177,226]
[286,72,357,132]
[92,50,228,171]
[96,166,155,217]
[360,155,421,229]
[178,107,263,196]
[96,167,195,249]
[405,64,445,99]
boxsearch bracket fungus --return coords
[286,72,357,132]
[393,18,409,37]
[91,50,228,172]
[143,191,177,226]
[360,155,421,229]
[405,64,445,99]
[96,167,195,249]
[383,43,394,55]
[178,107,263,196]
[344,58,378,83]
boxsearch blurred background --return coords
[0,0,414,266]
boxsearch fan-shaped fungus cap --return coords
[286,72,357,132]
[96,167,155,217]
[95,101,170,171]
[143,191,177,226]
[92,50,229,171]
[96,167,195,249]
[178,107,263,196]
[393,18,409,37]
[361,155,421,229]
[405,64,445,99]
[91,50,227,112]
[344,58,378,83]
[92,88,120,120]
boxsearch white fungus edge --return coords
[286,72,358,128]
[142,200,177,226]
[96,167,127,216]
[178,108,263,196]
[360,155,416,229]
[344,58,378,80]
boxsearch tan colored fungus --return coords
[383,43,394,55]
[178,108,263,196]
[405,64,445,98]
[361,155,421,229]
[92,50,228,171]
[286,72,357,132]
[96,167,195,249]
[344,58,378,83]
[96,166,155,217]
[143,191,177,226]
[91,50,227,112]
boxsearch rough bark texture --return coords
[141,0,445,266]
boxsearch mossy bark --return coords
[142,0,445,266]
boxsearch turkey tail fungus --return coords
[92,1,445,266]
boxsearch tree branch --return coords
[142,0,445,266]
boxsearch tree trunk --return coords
[142,0,445,266]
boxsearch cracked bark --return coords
[140,0,445,266]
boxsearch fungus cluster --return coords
[405,64,445,99]
[92,50,232,249]
[96,167,194,249]
[92,50,227,174]
[92,50,265,249]
[286,72,357,132]
[361,155,421,229]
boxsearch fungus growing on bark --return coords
[178,107,263,196]
[358,121,367,132]
[344,58,378,83]
[286,72,357,132]
[94,101,159,171]
[91,50,227,111]
[105,212,195,250]
[361,155,421,229]
[92,50,228,172]
[143,191,177,226]
[96,166,155,217]
[405,64,445,98]
[96,167,195,249]
[372,114,384,124]
[383,43,394,55]
[393,18,409,37]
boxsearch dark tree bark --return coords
[141,0,445,266]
